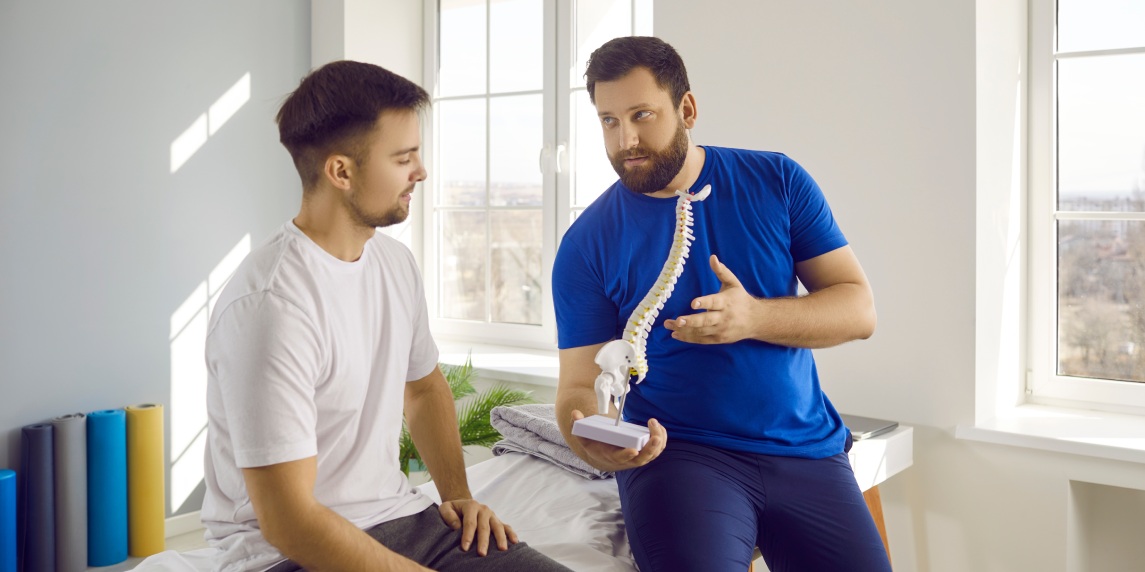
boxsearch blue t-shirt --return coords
[553,146,849,459]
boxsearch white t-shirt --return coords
[201,222,439,572]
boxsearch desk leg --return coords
[863,485,891,566]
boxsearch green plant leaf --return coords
[456,384,533,449]
[397,352,534,477]
[441,354,477,401]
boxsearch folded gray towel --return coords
[490,403,614,480]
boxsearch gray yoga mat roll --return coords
[52,413,88,572]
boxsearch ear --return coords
[679,92,698,129]
[322,154,354,191]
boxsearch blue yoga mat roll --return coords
[18,424,55,572]
[0,469,16,572]
[86,409,128,567]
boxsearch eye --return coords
[634,110,652,120]
[397,155,412,165]
[601,116,616,127]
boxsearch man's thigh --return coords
[267,505,571,572]
[616,440,761,572]
[756,452,892,572]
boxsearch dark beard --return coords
[348,185,412,228]
[608,120,690,195]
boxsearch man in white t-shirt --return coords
[201,61,571,572]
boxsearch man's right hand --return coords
[569,409,667,472]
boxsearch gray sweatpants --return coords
[265,505,572,571]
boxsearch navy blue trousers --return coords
[616,436,892,572]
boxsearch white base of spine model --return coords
[571,185,711,451]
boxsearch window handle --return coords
[538,144,552,174]
[556,143,568,174]
[539,144,569,174]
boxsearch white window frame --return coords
[421,0,651,351]
[1027,0,1145,414]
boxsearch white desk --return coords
[848,425,914,567]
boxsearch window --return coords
[1029,0,1145,412]
[423,0,652,348]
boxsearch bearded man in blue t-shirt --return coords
[552,36,891,572]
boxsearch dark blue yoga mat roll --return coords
[18,423,55,572]
[86,410,128,567]
[0,469,16,572]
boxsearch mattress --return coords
[128,452,635,571]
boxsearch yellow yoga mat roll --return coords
[125,404,165,557]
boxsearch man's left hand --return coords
[438,498,519,556]
[664,254,760,345]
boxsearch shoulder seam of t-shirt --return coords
[207,233,323,339]
[207,290,320,347]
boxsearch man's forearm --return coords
[750,282,876,349]
[406,375,471,501]
[555,385,613,465]
[268,503,427,572]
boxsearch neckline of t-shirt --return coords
[284,220,373,273]
[618,145,716,206]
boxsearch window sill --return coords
[955,404,1145,465]
[437,340,560,388]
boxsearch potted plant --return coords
[399,355,533,476]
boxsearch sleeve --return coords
[552,234,619,349]
[405,258,440,382]
[783,156,849,262]
[206,293,323,469]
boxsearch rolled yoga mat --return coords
[1,469,16,572]
[87,409,128,566]
[126,403,165,556]
[52,413,87,572]
[18,423,55,572]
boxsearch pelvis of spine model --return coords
[593,339,636,414]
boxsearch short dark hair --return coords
[276,60,429,188]
[585,36,690,107]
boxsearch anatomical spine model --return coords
[592,184,711,419]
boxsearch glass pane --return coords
[491,210,543,324]
[490,94,543,206]
[441,211,487,321]
[634,0,653,35]
[572,89,618,207]
[575,0,632,87]
[1059,0,1145,53]
[437,99,487,207]
[1057,220,1145,382]
[440,0,487,97]
[490,0,543,93]
[1057,54,1145,212]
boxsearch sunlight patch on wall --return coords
[169,72,252,173]
[169,233,251,513]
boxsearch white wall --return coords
[311,0,427,262]
[0,0,309,514]
[657,1,1145,570]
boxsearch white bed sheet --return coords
[130,452,634,572]
[417,452,636,571]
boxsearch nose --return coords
[618,123,639,151]
[412,157,427,183]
